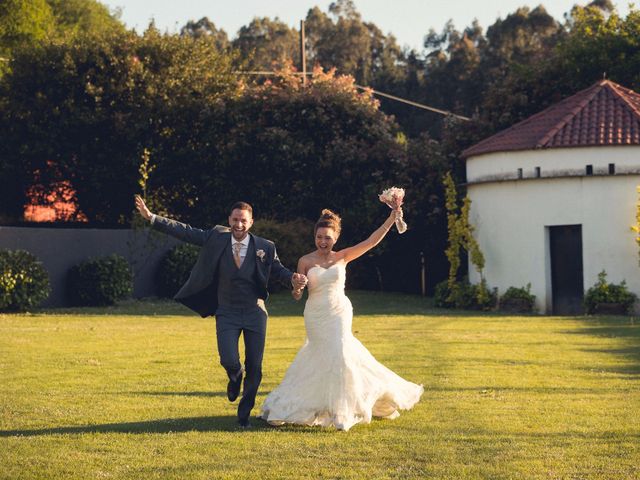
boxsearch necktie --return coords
[233,242,242,268]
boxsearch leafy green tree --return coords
[0,0,54,74]
[232,17,299,71]
[180,16,229,51]
[0,0,125,77]
[422,20,483,119]
[46,0,125,37]
[475,3,640,135]
[0,27,239,223]
[419,6,562,133]
[482,6,562,74]
[178,65,406,236]
[632,186,640,266]
[443,171,488,305]
[304,1,406,86]
[554,3,640,91]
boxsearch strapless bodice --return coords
[306,263,346,299]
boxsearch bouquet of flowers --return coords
[379,187,407,234]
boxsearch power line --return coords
[353,84,471,121]
[233,70,472,122]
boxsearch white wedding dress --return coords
[260,263,423,431]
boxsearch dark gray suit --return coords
[151,215,294,421]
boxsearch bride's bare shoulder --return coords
[298,253,315,271]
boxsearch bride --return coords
[260,208,423,431]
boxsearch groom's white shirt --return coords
[231,236,250,264]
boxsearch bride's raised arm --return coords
[338,210,399,264]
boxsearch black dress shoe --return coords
[238,417,251,429]
[227,370,243,402]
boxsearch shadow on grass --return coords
[426,386,632,394]
[0,415,284,437]
[35,299,196,317]
[1,415,350,437]
[31,291,444,318]
[562,317,640,377]
[29,291,562,318]
[130,391,227,398]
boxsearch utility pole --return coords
[300,20,307,86]
[420,251,426,296]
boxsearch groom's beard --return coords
[232,229,249,241]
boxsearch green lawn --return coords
[1,292,639,479]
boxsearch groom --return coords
[135,196,307,428]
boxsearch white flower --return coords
[379,187,408,234]
[256,249,266,261]
[379,187,405,208]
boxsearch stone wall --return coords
[0,226,180,307]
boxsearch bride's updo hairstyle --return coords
[314,209,342,236]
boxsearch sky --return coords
[99,0,631,51]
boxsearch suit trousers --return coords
[215,304,267,421]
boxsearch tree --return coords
[632,186,640,266]
[304,1,406,86]
[180,17,229,51]
[0,0,54,75]
[442,171,488,305]
[422,20,484,119]
[477,3,640,134]
[0,27,239,223]
[232,17,299,71]
[46,0,125,37]
[180,66,406,232]
[482,6,561,72]
[0,0,125,77]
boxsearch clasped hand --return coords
[291,273,308,291]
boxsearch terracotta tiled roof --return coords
[462,80,640,158]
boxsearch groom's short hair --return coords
[230,201,253,217]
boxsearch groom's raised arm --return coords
[135,195,212,246]
[151,215,213,246]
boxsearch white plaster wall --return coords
[467,146,640,183]
[466,149,640,314]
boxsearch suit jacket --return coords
[152,215,294,317]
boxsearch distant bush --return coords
[500,284,536,313]
[584,270,637,315]
[434,277,496,311]
[157,244,199,298]
[0,250,50,312]
[252,218,314,270]
[67,254,133,306]
[252,218,314,292]
[434,279,452,308]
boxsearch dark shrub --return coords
[434,279,453,308]
[0,249,50,311]
[584,270,637,315]
[252,218,314,292]
[157,243,200,298]
[67,254,133,306]
[434,277,497,310]
[500,284,536,313]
